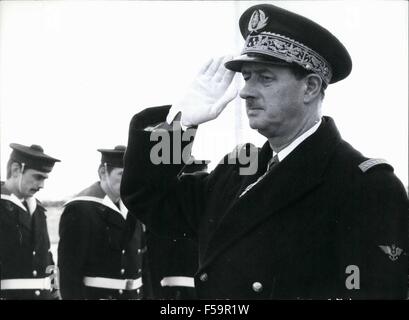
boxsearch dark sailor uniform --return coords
[58,182,148,300]
[0,183,58,300]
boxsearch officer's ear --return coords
[10,162,23,178]
[303,74,322,104]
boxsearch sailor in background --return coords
[146,160,208,299]
[58,146,150,299]
[0,143,60,300]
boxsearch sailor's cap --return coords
[9,143,60,173]
[97,145,126,168]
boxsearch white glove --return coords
[167,56,238,127]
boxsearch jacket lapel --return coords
[32,205,48,250]
[20,197,38,231]
[0,192,32,231]
[18,209,32,231]
[25,196,37,215]
[101,196,126,229]
[201,117,342,268]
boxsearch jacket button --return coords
[122,249,126,254]
[252,282,263,293]
[137,289,140,295]
[32,270,37,277]
[32,251,36,256]
[199,273,208,282]
[118,290,123,295]
[34,290,40,296]
[120,269,125,275]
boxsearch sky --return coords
[0,0,408,200]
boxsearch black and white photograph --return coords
[0,0,408,306]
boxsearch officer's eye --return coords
[260,74,274,82]
[242,73,250,81]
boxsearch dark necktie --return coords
[267,154,280,171]
[21,200,32,221]
[22,200,30,212]
[239,154,280,198]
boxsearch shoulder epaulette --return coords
[358,158,392,173]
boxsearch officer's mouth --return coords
[247,106,264,113]
[246,103,263,111]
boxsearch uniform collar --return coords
[66,182,128,219]
[1,182,37,215]
[101,195,128,220]
[272,118,322,162]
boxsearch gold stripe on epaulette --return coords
[358,158,389,173]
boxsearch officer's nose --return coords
[239,81,256,100]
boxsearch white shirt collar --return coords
[272,119,322,162]
[0,193,37,215]
[25,196,37,215]
[102,196,128,220]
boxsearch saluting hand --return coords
[167,56,238,127]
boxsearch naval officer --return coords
[121,4,409,299]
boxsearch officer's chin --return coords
[248,122,271,138]
[247,117,261,130]
[28,189,39,196]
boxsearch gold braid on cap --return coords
[243,32,332,84]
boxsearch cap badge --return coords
[248,9,268,33]
[378,244,403,261]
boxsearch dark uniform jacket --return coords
[58,182,149,300]
[146,230,198,299]
[146,168,201,300]
[121,106,409,300]
[0,182,58,300]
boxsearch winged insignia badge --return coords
[378,244,403,261]
[248,9,269,33]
